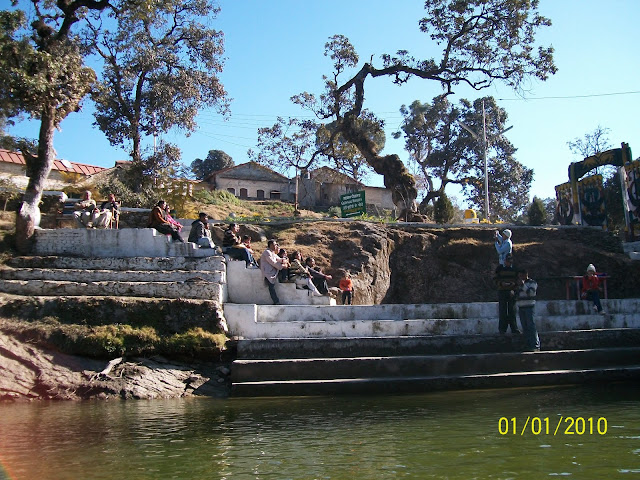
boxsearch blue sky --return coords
[5,0,640,205]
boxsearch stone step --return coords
[231,347,640,383]
[230,366,640,397]
[0,279,225,302]
[6,255,225,272]
[0,267,225,284]
[226,313,640,339]
[223,300,640,339]
[233,328,640,359]
[33,228,220,258]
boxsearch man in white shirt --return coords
[260,239,289,305]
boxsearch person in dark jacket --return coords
[493,253,520,334]
[188,212,215,248]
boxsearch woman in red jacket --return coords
[581,264,604,314]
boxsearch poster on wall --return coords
[554,182,575,225]
[621,159,640,226]
[577,174,607,228]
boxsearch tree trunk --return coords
[15,109,56,254]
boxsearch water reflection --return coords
[0,383,638,480]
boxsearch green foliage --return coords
[191,150,234,180]
[88,0,229,165]
[327,206,341,217]
[0,178,22,211]
[193,188,241,206]
[528,196,547,226]
[434,192,455,224]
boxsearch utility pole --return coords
[458,100,513,222]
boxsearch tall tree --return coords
[395,96,531,221]
[0,2,110,252]
[191,150,234,180]
[249,117,321,175]
[293,1,555,220]
[86,0,228,188]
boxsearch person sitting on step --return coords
[305,257,332,295]
[222,223,258,267]
[288,251,322,296]
[147,200,184,243]
[188,212,216,249]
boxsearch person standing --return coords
[494,229,513,266]
[339,272,354,305]
[260,239,289,305]
[516,268,540,351]
[493,253,520,334]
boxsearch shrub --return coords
[528,196,547,226]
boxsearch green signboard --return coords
[340,190,366,218]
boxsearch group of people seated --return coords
[73,191,119,229]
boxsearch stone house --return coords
[297,166,395,213]
[200,161,394,212]
[200,161,292,201]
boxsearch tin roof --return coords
[0,149,108,176]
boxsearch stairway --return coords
[0,255,227,302]
[228,301,640,397]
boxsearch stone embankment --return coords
[0,251,231,401]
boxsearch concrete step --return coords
[0,279,225,302]
[231,347,640,383]
[0,267,225,283]
[6,255,226,272]
[230,366,640,397]
[226,313,640,339]
[224,300,640,339]
[234,328,640,359]
[33,228,220,258]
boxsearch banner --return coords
[577,174,606,228]
[621,159,640,225]
[554,182,575,225]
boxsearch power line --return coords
[498,90,640,101]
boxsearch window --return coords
[270,191,281,200]
[257,189,265,199]
[240,188,248,199]
[227,188,236,195]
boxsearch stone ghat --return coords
[33,228,219,258]
[223,299,640,339]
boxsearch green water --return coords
[0,383,638,480]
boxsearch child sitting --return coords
[581,264,604,314]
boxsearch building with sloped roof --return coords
[201,161,293,201]
[0,149,109,190]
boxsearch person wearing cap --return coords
[493,253,520,334]
[581,264,605,314]
[494,228,513,266]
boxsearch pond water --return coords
[0,383,638,480]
